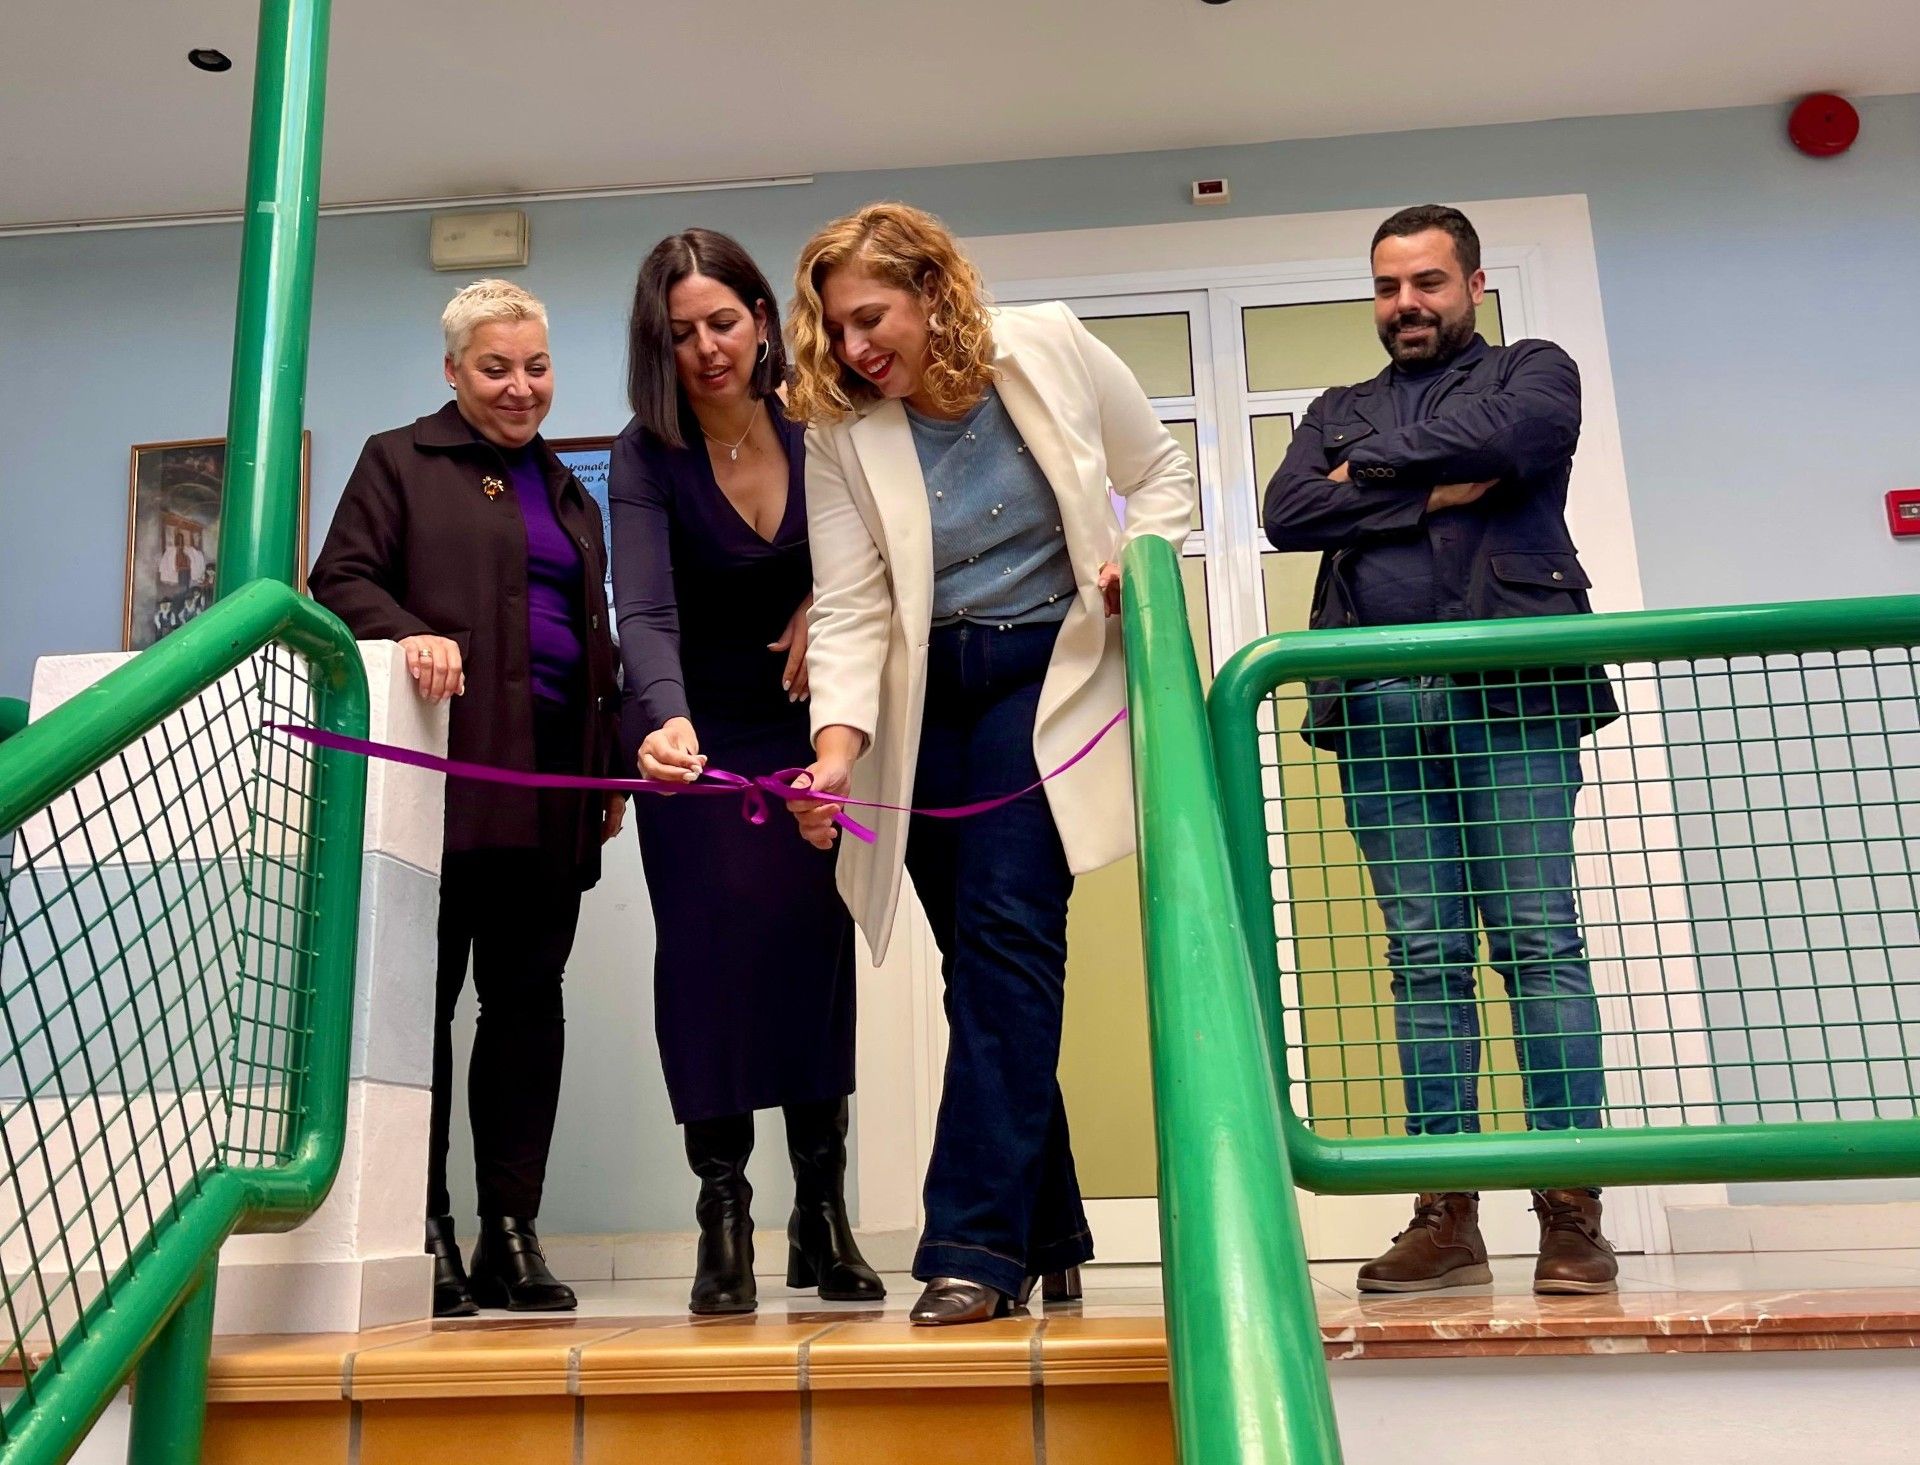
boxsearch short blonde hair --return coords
[441,278,548,362]
[786,203,995,424]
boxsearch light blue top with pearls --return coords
[906,388,1077,628]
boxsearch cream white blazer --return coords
[804,301,1196,961]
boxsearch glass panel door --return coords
[1039,295,1216,1249]
[1242,292,1506,393]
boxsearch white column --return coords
[218,642,445,1332]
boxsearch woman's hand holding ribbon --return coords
[639,716,706,784]
[792,724,864,850]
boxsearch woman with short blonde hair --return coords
[442,278,548,361]
[785,203,1195,1325]
[312,278,624,1317]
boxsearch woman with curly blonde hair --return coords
[784,203,1195,1325]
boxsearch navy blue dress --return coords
[608,410,856,1124]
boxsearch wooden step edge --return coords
[188,1290,1920,1405]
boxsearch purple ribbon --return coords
[266,707,1127,846]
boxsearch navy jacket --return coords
[1263,337,1618,743]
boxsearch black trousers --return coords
[426,698,587,1220]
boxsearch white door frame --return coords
[851,196,1719,1261]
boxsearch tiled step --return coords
[15,1259,1920,1462]
[1319,1285,1920,1359]
[200,1313,1159,1465]
[187,1281,1920,1464]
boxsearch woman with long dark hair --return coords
[610,229,880,1315]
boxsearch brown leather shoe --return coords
[1531,1189,1619,1295]
[1356,1193,1492,1293]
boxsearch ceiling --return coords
[5,0,1917,229]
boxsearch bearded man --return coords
[1265,204,1619,1298]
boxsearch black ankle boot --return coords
[686,1114,756,1315]
[783,1098,884,1302]
[1013,1270,1084,1308]
[1038,1267,1083,1303]
[426,1215,478,1318]
[468,1216,577,1312]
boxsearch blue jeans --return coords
[1334,676,1605,1137]
[905,620,1093,1298]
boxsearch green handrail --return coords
[4,1,340,1457]
[1123,535,1342,1464]
[1209,594,1920,1196]
[0,581,367,1465]
[214,0,332,597]
[0,700,26,745]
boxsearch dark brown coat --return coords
[309,401,620,884]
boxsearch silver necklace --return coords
[700,403,759,462]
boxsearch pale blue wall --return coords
[5,95,1918,701]
[4,96,1917,1226]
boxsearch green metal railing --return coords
[1211,593,1920,1196]
[1123,537,1341,1465]
[1129,534,1920,1459]
[215,0,333,599]
[0,582,367,1465]
[0,703,26,747]
[0,2,336,1453]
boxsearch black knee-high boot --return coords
[686,1113,756,1315]
[784,1098,885,1301]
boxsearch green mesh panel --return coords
[0,647,317,1402]
[0,584,365,1461]
[1211,598,1920,1192]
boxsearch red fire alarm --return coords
[1788,93,1860,157]
[1887,489,1920,539]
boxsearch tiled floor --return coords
[185,1245,1920,1404]
[541,1248,1920,1321]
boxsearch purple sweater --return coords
[505,448,585,704]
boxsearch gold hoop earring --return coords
[928,314,946,335]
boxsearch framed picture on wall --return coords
[548,435,617,632]
[123,433,312,651]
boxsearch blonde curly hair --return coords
[786,203,996,424]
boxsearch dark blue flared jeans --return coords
[906,620,1094,1297]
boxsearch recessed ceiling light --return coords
[187,48,233,73]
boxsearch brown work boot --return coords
[1356,1192,1492,1293]
[1531,1189,1619,1295]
